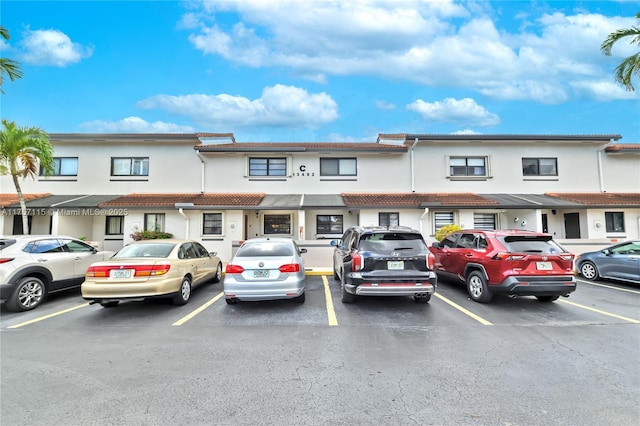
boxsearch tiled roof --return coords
[605,144,640,152]
[341,193,497,207]
[0,193,51,208]
[98,193,265,208]
[546,193,640,206]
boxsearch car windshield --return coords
[236,242,293,257]
[113,243,175,258]
[359,233,427,251]
[500,237,566,254]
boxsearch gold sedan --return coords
[81,239,222,307]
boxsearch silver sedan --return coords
[223,238,307,304]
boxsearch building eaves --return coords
[48,133,203,144]
[342,193,498,208]
[0,193,51,208]
[194,142,407,153]
[605,144,640,153]
[402,134,622,144]
[546,192,640,207]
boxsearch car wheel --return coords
[414,293,431,303]
[6,276,46,312]
[100,301,120,308]
[536,295,559,302]
[212,262,223,283]
[466,271,493,303]
[579,261,599,281]
[225,298,239,305]
[293,291,306,303]
[341,274,355,304]
[173,276,192,306]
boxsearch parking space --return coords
[2,274,638,330]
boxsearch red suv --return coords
[429,229,576,303]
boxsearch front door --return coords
[564,213,581,239]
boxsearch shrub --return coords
[130,230,174,241]
[435,224,462,242]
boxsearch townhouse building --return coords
[1,132,639,266]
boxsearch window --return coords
[450,157,486,177]
[379,212,399,227]
[605,212,625,232]
[473,213,496,230]
[522,158,558,176]
[320,158,356,176]
[264,214,291,234]
[62,239,95,252]
[111,157,149,176]
[316,215,343,234]
[203,213,223,235]
[144,213,165,232]
[41,157,78,176]
[434,212,455,233]
[249,158,286,176]
[105,216,124,235]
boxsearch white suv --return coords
[1,235,113,311]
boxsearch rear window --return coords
[359,232,427,251]
[114,243,175,258]
[0,239,17,251]
[236,242,294,257]
[499,236,566,254]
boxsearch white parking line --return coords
[576,278,640,294]
[558,299,640,324]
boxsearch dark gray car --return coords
[575,240,640,284]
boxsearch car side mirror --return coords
[299,248,308,254]
[209,251,217,257]
[330,240,339,247]
[431,242,441,249]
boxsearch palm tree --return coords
[0,26,23,93]
[600,13,640,92]
[0,120,54,234]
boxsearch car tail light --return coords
[0,258,15,264]
[492,252,525,261]
[426,252,435,270]
[86,265,110,277]
[351,252,363,271]
[560,254,574,261]
[225,264,244,274]
[134,265,171,276]
[279,263,301,273]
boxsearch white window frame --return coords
[445,155,491,180]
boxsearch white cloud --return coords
[407,98,500,127]
[452,129,482,135]
[136,84,339,128]
[78,117,195,133]
[19,29,93,66]
[181,2,637,103]
[570,80,639,101]
[374,100,396,110]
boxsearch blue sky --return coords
[2,1,639,143]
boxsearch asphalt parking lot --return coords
[1,274,639,426]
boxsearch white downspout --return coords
[196,151,206,194]
[410,137,419,192]
[597,149,605,192]
[419,208,429,236]
[178,208,190,239]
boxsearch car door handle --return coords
[37,258,48,262]
[465,253,473,257]
[74,257,82,260]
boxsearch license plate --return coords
[387,261,404,270]
[253,270,270,278]
[536,261,552,270]
[110,269,133,278]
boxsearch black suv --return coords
[332,226,437,303]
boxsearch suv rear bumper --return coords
[345,272,437,296]
[492,275,577,296]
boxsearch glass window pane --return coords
[522,158,538,175]
[264,214,291,234]
[203,213,223,234]
[474,213,495,230]
[339,159,356,175]
[539,158,557,175]
[320,159,339,175]
[60,158,78,175]
[269,158,286,176]
[112,159,130,175]
[434,212,454,232]
[467,158,485,166]
[106,216,123,235]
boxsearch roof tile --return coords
[99,193,265,207]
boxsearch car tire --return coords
[414,293,431,303]
[6,276,46,312]
[293,291,306,303]
[466,271,493,303]
[579,261,599,281]
[536,295,559,302]
[100,301,120,308]
[225,298,239,305]
[212,262,223,283]
[341,274,355,304]
[173,276,192,306]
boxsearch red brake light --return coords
[225,264,244,274]
[86,264,171,277]
[134,264,171,276]
[493,252,525,261]
[0,258,15,264]
[351,253,363,271]
[86,265,110,277]
[427,252,435,270]
[279,263,301,273]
